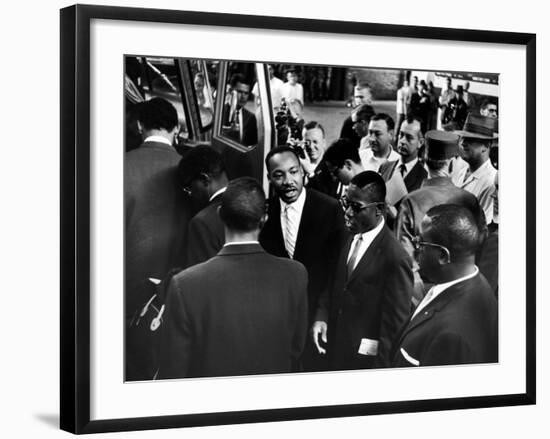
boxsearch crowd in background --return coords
[124,70,499,381]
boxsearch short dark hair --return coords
[304,121,325,137]
[371,113,395,132]
[355,104,375,123]
[137,97,178,132]
[219,177,266,232]
[355,81,371,90]
[480,99,497,110]
[350,171,386,202]
[324,138,361,168]
[424,204,480,259]
[265,146,300,172]
[177,145,225,188]
[230,73,249,88]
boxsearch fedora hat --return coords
[425,130,460,160]
[454,113,498,139]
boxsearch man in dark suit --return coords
[392,204,498,367]
[339,82,373,148]
[378,116,427,194]
[158,177,308,379]
[396,130,485,263]
[125,97,190,380]
[222,73,258,147]
[260,146,347,371]
[177,145,229,268]
[396,130,485,306]
[312,171,414,370]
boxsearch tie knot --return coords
[399,163,407,176]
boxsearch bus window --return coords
[219,62,264,151]
[189,60,216,131]
[137,56,190,141]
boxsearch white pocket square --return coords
[400,348,420,366]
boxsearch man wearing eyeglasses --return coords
[177,145,229,268]
[312,171,413,370]
[392,204,497,367]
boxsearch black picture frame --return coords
[60,4,536,434]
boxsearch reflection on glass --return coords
[221,63,262,149]
[189,60,217,130]
[142,57,189,140]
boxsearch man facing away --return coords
[158,177,308,379]
[392,204,498,367]
[125,97,191,381]
[312,171,414,370]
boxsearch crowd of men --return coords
[125,76,499,381]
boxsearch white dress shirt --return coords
[398,157,419,178]
[346,218,385,272]
[279,189,307,258]
[143,135,172,146]
[455,159,497,224]
[360,147,400,172]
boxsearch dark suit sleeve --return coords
[396,198,416,261]
[423,332,473,366]
[374,250,414,368]
[291,264,309,366]
[157,277,192,379]
[186,215,220,268]
[315,201,347,322]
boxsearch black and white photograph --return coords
[53,3,539,435]
[124,56,500,382]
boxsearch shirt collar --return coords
[209,186,227,202]
[399,157,418,173]
[223,240,259,247]
[469,159,495,180]
[143,135,173,146]
[280,188,307,212]
[355,217,385,242]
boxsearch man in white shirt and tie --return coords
[312,171,413,370]
[392,204,497,367]
[260,146,346,372]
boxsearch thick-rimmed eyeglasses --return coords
[411,236,451,262]
[340,197,382,215]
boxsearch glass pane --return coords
[142,57,189,140]
[189,60,216,130]
[220,62,262,150]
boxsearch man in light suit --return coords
[125,97,190,381]
[392,204,498,367]
[158,177,308,379]
[177,145,229,268]
[260,146,347,371]
[312,171,414,370]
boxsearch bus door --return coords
[211,61,275,192]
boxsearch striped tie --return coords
[283,204,297,259]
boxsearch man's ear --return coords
[198,172,211,186]
[259,212,268,229]
[438,248,451,265]
[343,159,353,171]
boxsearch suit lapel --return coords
[404,162,426,192]
[347,226,387,284]
[397,280,469,343]
[293,190,313,260]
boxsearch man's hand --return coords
[311,321,328,354]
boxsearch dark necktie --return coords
[399,163,407,177]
